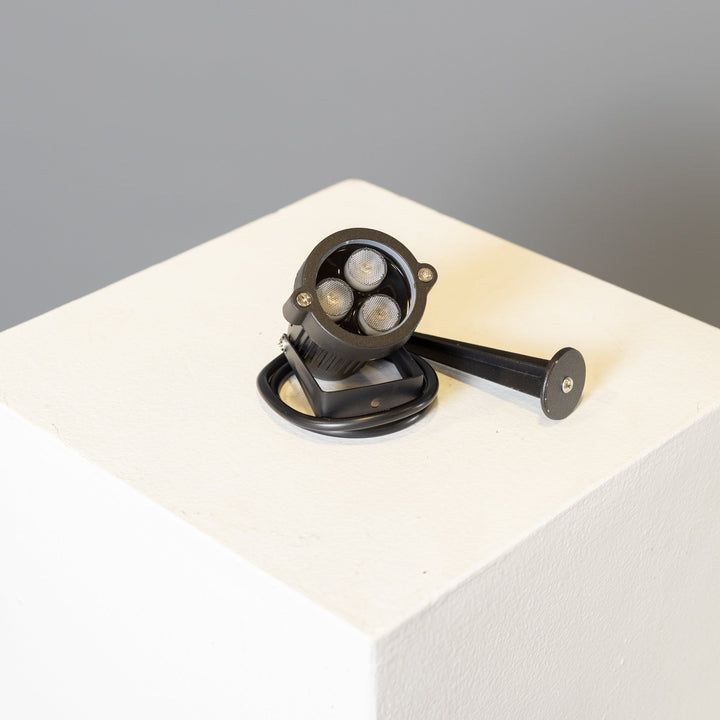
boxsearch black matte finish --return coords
[283,339,426,419]
[406,332,586,420]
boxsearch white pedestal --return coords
[2,180,719,719]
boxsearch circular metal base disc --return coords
[541,347,586,420]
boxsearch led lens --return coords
[317,278,354,321]
[344,247,387,292]
[358,294,401,335]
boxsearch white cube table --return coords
[2,180,720,719]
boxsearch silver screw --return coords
[278,335,289,352]
[562,377,574,394]
[418,267,434,282]
[296,292,312,307]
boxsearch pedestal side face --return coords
[376,409,720,719]
[0,406,375,720]
[1,179,720,636]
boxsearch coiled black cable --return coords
[257,352,439,438]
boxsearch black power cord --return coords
[257,352,439,439]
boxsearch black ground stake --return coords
[406,332,586,420]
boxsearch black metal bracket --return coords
[282,335,426,419]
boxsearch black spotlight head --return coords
[257,228,441,438]
[282,228,437,380]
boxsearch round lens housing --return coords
[316,278,354,321]
[358,295,401,335]
[344,247,387,292]
[282,228,437,380]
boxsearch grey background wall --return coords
[1,1,719,332]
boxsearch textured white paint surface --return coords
[2,180,720,717]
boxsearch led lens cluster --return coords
[358,294,401,336]
[344,247,387,291]
[315,246,403,335]
[316,278,354,321]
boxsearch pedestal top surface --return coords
[2,180,720,635]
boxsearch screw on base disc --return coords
[541,347,586,420]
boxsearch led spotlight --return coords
[258,228,440,437]
[258,226,586,438]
